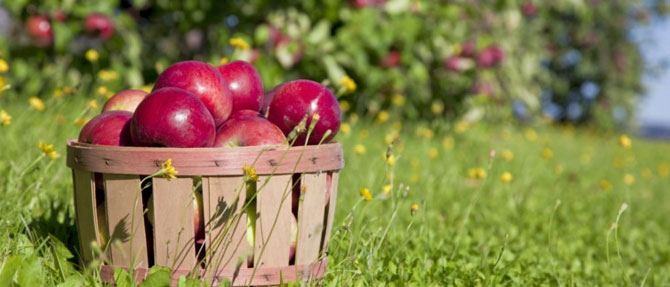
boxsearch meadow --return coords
[1,96,670,285]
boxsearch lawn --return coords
[2,96,670,285]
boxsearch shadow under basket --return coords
[66,140,344,286]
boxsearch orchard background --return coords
[2,0,670,285]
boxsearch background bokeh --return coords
[1,0,667,130]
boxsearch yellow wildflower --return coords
[137,85,151,93]
[542,147,554,160]
[96,86,110,97]
[52,88,64,99]
[599,179,612,191]
[385,154,396,166]
[618,134,632,149]
[339,75,357,94]
[384,130,399,145]
[501,149,514,161]
[74,117,90,127]
[0,76,7,92]
[160,159,178,180]
[243,164,258,182]
[1,110,11,126]
[382,184,393,195]
[219,57,229,65]
[376,110,390,124]
[0,59,9,73]
[62,86,75,94]
[85,49,99,62]
[340,123,351,135]
[467,167,487,180]
[658,163,670,177]
[525,128,538,142]
[415,126,434,139]
[427,147,438,159]
[455,120,469,134]
[29,97,45,111]
[359,187,372,201]
[554,164,563,174]
[229,37,251,50]
[97,70,119,82]
[391,93,406,107]
[410,203,419,215]
[623,174,635,186]
[88,100,99,109]
[442,136,454,150]
[38,142,59,160]
[339,101,351,113]
[431,101,444,115]
[353,144,367,155]
[500,171,513,183]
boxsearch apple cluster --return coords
[78,60,341,148]
[26,13,114,47]
[82,60,340,262]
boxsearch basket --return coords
[66,140,344,286]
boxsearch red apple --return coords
[84,13,115,40]
[477,45,505,68]
[154,61,233,126]
[444,56,468,72]
[130,87,216,147]
[217,61,264,113]
[102,89,148,113]
[79,111,133,146]
[267,80,340,145]
[351,0,386,9]
[381,50,401,68]
[213,110,286,147]
[26,15,53,47]
[521,1,538,17]
[460,40,476,58]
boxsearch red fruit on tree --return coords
[26,15,53,47]
[381,50,401,68]
[84,13,115,40]
[267,80,341,145]
[154,60,233,126]
[130,87,216,147]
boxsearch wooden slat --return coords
[254,175,292,268]
[66,141,344,176]
[151,177,197,270]
[203,176,250,273]
[72,169,99,264]
[103,174,148,268]
[320,172,339,255]
[295,173,327,265]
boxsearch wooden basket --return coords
[66,140,344,286]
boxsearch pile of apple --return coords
[83,60,341,264]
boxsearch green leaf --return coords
[0,255,22,286]
[114,268,134,287]
[141,266,172,287]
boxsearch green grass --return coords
[2,96,670,285]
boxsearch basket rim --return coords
[66,140,344,176]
